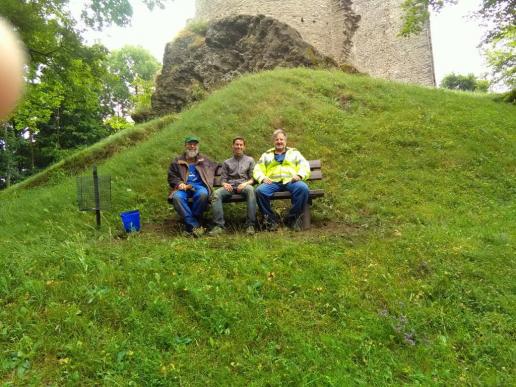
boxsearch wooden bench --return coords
[169,160,324,230]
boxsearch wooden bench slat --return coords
[309,160,321,168]
[221,189,324,203]
[309,170,322,180]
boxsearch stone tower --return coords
[195,0,435,86]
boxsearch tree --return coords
[81,0,169,30]
[0,0,172,187]
[400,0,516,88]
[440,73,490,92]
[105,45,161,117]
[484,27,516,88]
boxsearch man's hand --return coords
[178,183,193,191]
[291,175,301,182]
[262,177,273,184]
[223,183,233,192]
[236,182,247,193]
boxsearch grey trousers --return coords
[212,185,256,227]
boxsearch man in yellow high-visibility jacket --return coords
[253,128,310,231]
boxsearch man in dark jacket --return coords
[168,135,217,236]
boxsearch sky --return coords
[430,0,489,83]
[72,0,490,86]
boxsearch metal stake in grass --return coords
[76,165,111,229]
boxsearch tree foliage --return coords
[400,0,516,87]
[105,45,161,116]
[83,0,169,30]
[440,73,490,92]
[0,0,170,187]
[485,26,516,88]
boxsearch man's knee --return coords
[172,191,185,205]
[243,185,255,197]
[212,188,224,202]
[255,184,267,197]
[197,192,209,202]
[192,186,209,200]
[293,181,309,194]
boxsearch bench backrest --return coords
[214,159,322,186]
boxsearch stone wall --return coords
[195,0,435,86]
[349,0,435,85]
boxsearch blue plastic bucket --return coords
[120,210,141,232]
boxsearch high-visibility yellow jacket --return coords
[253,147,311,184]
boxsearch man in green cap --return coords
[168,135,217,236]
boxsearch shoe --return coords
[245,225,255,235]
[265,222,279,232]
[192,226,206,238]
[285,216,302,232]
[263,215,279,232]
[289,220,302,232]
[208,226,225,236]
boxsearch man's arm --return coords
[294,151,311,181]
[221,161,233,192]
[253,153,269,184]
[220,161,229,185]
[246,157,255,185]
[167,159,183,188]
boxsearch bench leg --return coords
[301,203,311,230]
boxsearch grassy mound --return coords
[1,69,514,384]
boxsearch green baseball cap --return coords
[184,135,200,143]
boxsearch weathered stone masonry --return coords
[195,0,435,86]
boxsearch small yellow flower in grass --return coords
[58,358,70,365]
[315,287,323,292]
[160,363,175,374]
[267,272,275,281]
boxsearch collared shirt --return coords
[221,154,255,187]
[274,153,286,163]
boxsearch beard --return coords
[186,148,199,159]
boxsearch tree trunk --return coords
[55,106,61,149]
[3,122,11,188]
[29,129,35,171]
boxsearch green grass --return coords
[1,68,515,385]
